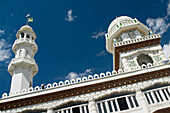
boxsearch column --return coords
[88,99,98,113]
[19,34,22,39]
[47,108,54,113]
[136,90,149,113]
[24,32,27,41]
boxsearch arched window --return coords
[26,34,30,38]
[137,54,153,66]
[21,32,24,38]
[19,50,22,57]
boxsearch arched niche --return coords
[137,54,153,66]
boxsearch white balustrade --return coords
[54,103,89,113]
[144,86,170,105]
[96,94,138,113]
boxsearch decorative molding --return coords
[0,67,170,112]
[2,62,167,98]
[114,37,161,70]
[2,76,170,113]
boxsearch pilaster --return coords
[136,90,149,113]
[47,108,54,113]
[88,99,98,113]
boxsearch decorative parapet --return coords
[113,34,161,47]
[12,38,38,54]
[2,76,170,113]
[2,61,169,99]
[106,18,149,40]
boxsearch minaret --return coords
[8,25,38,94]
[105,16,167,71]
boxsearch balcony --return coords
[12,38,38,54]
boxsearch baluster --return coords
[163,89,170,99]
[155,91,162,102]
[110,100,116,112]
[146,92,153,104]
[115,99,120,111]
[61,110,64,113]
[131,96,136,107]
[84,106,87,113]
[150,91,157,103]
[105,101,110,113]
[79,106,83,113]
[100,103,105,113]
[70,108,73,113]
[126,96,131,109]
[159,89,166,101]
[167,87,170,94]
[66,109,69,113]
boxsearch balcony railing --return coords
[96,94,139,113]
[113,34,161,47]
[144,86,170,105]
[54,103,89,113]
[12,38,38,51]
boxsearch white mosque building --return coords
[0,16,170,113]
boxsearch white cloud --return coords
[65,72,79,80]
[0,30,5,36]
[163,42,170,59]
[0,39,12,62]
[146,18,170,35]
[65,9,77,22]
[92,30,106,39]
[65,68,92,80]
[96,50,107,56]
[146,2,170,35]
[79,69,92,76]
[167,2,170,17]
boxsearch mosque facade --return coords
[0,16,170,113]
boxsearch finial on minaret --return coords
[26,14,33,25]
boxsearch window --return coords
[21,32,24,38]
[137,54,153,66]
[19,50,22,57]
[26,34,30,38]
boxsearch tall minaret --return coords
[8,25,38,94]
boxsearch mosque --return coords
[0,16,170,113]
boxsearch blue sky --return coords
[0,0,170,96]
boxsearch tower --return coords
[0,16,170,113]
[8,25,38,94]
[105,16,167,71]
